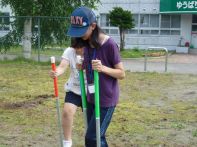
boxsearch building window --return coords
[126,14,138,34]
[102,29,109,34]
[100,13,110,27]
[171,15,181,28]
[140,14,149,27]
[171,30,180,35]
[192,15,197,32]
[125,29,138,34]
[160,30,170,35]
[139,14,159,35]
[150,15,159,28]
[133,14,139,27]
[140,30,150,34]
[110,29,118,34]
[140,14,159,28]
[100,13,180,36]
[161,14,181,35]
[151,30,159,35]
[102,28,119,35]
[0,12,10,31]
[161,15,170,28]
[192,25,197,31]
[192,15,197,23]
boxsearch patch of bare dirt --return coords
[0,94,53,109]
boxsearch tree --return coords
[109,7,135,51]
[0,0,100,58]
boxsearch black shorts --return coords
[65,91,82,107]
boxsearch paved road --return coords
[122,54,197,74]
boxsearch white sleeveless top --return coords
[62,47,85,95]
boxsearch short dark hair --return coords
[71,37,87,48]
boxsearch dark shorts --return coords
[65,91,82,107]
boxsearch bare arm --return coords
[92,60,125,80]
[102,62,125,80]
[49,59,69,78]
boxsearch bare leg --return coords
[62,103,77,141]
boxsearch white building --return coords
[0,4,12,37]
[95,0,197,50]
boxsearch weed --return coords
[192,130,197,137]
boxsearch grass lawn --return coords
[4,46,170,59]
[120,49,169,58]
[4,46,64,57]
[0,59,197,147]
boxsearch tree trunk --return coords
[23,18,32,59]
[122,30,125,50]
[119,28,125,51]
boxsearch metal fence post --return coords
[144,49,148,71]
[144,47,168,72]
[38,17,41,62]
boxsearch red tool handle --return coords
[51,57,58,97]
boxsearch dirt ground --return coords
[0,62,197,147]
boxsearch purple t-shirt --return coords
[84,37,121,107]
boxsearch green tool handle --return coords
[94,70,101,147]
[94,70,100,118]
[79,70,87,109]
[79,70,88,130]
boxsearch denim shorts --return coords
[64,91,82,107]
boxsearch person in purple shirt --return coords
[67,6,125,147]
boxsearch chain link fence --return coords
[0,16,71,62]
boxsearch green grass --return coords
[120,49,168,58]
[120,48,145,58]
[193,130,197,137]
[0,56,52,65]
[4,45,66,56]
[0,59,197,146]
[3,46,171,58]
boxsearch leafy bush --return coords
[0,32,15,54]
[132,47,140,52]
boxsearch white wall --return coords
[0,4,13,37]
[181,14,192,45]
[110,35,180,50]
[96,0,192,51]
[98,0,160,14]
